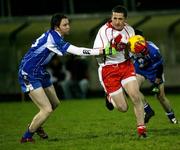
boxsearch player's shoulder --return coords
[101,23,108,30]
[124,23,134,32]
[97,22,113,35]
[124,23,133,29]
[147,41,161,56]
[96,23,108,35]
[147,41,159,50]
[101,21,113,31]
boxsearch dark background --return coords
[0,0,180,17]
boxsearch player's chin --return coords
[114,25,124,31]
[65,30,70,35]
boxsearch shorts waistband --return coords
[105,60,131,68]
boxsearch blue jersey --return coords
[18,29,70,93]
[133,41,163,83]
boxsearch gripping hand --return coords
[103,43,117,55]
[151,83,160,94]
[112,34,127,52]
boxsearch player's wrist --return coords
[104,43,117,55]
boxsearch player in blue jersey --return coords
[128,33,178,124]
[19,13,116,143]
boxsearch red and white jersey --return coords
[93,21,135,67]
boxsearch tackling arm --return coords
[67,45,100,56]
[67,44,117,56]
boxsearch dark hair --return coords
[112,5,128,18]
[135,29,143,36]
[50,13,68,30]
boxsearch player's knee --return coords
[117,107,128,112]
[43,107,53,116]
[111,97,128,112]
[52,100,60,110]
[56,100,60,106]
[157,94,165,102]
[117,104,128,112]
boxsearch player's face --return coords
[111,12,126,31]
[57,18,70,36]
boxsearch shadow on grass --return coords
[47,131,128,142]
[47,127,180,142]
[149,127,180,136]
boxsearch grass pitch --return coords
[0,94,180,150]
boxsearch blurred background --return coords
[0,0,179,100]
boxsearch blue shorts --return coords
[135,67,164,84]
[18,70,52,93]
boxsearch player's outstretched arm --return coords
[67,44,117,56]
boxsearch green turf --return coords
[0,95,180,150]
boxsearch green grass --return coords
[0,95,180,150]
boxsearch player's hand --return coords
[103,43,117,55]
[112,34,127,51]
[151,83,160,94]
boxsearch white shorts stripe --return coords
[109,88,123,96]
[121,76,137,86]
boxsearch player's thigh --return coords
[44,85,60,109]
[123,79,141,101]
[136,74,145,86]
[158,83,166,98]
[29,87,52,111]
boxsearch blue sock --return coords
[23,130,34,138]
[166,111,175,120]
[144,103,154,114]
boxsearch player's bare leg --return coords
[136,74,155,123]
[123,79,146,137]
[156,84,178,124]
[109,79,146,137]
[21,87,56,142]
[44,85,60,110]
[28,87,53,132]
[35,85,61,138]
